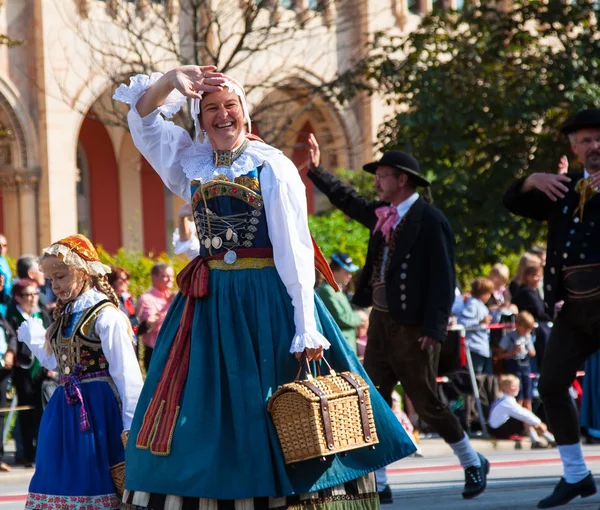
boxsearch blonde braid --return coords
[43,299,66,356]
[92,276,120,308]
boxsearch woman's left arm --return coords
[261,154,331,356]
[96,306,144,431]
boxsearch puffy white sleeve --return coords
[260,154,331,353]
[113,73,193,201]
[95,307,144,431]
[17,317,58,370]
[172,219,200,259]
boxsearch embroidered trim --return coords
[191,180,263,210]
[180,140,280,183]
[207,258,275,271]
[26,492,121,510]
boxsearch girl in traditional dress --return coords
[17,234,144,510]
[113,66,415,509]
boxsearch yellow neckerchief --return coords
[574,171,599,222]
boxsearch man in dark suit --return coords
[307,135,489,503]
[504,108,600,509]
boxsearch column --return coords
[0,173,21,256]
[16,172,39,255]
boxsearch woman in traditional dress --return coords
[17,235,144,509]
[113,66,415,508]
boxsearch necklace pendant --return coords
[224,250,237,265]
[214,150,233,167]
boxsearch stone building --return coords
[0,0,462,257]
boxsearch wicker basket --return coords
[267,367,378,464]
[110,461,125,497]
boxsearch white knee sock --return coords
[449,432,481,468]
[557,443,589,484]
[529,428,541,442]
[543,431,556,443]
[375,467,388,492]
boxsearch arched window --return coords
[76,141,92,237]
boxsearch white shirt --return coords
[488,394,541,429]
[172,219,201,260]
[116,75,330,354]
[393,192,420,228]
[17,289,144,430]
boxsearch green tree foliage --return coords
[353,0,600,280]
[97,247,188,297]
[308,168,375,267]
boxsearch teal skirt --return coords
[125,266,415,499]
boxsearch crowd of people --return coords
[0,65,598,510]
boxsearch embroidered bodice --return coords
[53,301,113,377]
[191,166,273,258]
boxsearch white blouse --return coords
[17,289,144,430]
[114,74,330,353]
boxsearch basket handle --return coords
[294,354,337,381]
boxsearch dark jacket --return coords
[503,171,584,315]
[307,166,455,342]
[512,286,551,322]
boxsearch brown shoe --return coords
[0,462,11,472]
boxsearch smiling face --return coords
[41,255,90,303]
[201,89,246,150]
[570,127,600,173]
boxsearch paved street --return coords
[2,439,600,509]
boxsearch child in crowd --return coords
[356,309,369,361]
[497,311,536,412]
[458,277,494,374]
[16,235,143,509]
[489,375,556,448]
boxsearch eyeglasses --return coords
[21,292,39,297]
[374,173,398,181]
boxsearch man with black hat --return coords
[307,135,489,503]
[316,252,363,354]
[504,108,600,509]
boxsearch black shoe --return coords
[537,472,596,508]
[462,453,490,499]
[378,484,393,504]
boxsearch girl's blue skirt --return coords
[26,380,124,510]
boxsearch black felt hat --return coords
[561,108,600,135]
[363,150,430,187]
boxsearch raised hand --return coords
[307,133,321,170]
[522,173,571,201]
[171,66,226,99]
[557,155,569,175]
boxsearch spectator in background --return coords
[489,375,556,447]
[136,263,174,371]
[0,235,12,317]
[512,264,552,370]
[0,315,16,471]
[172,203,200,260]
[6,278,51,467]
[528,246,547,267]
[356,309,369,360]
[108,266,139,338]
[487,263,513,311]
[496,311,540,444]
[458,277,494,375]
[317,253,362,354]
[16,255,52,311]
[509,252,541,298]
